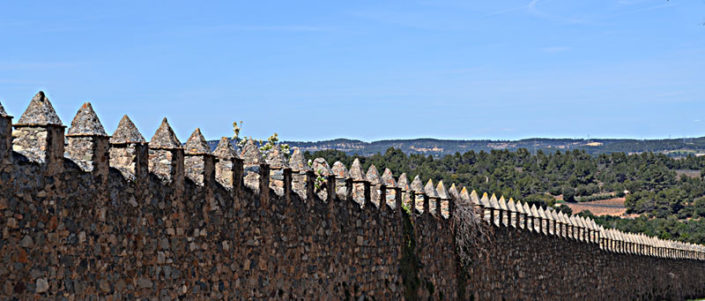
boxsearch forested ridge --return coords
[280,136,705,157]
[305,148,705,244]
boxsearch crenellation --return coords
[480,192,491,223]
[241,138,263,191]
[331,160,351,201]
[213,137,243,197]
[0,101,13,164]
[2,93,705,299]
[66,103,110,182]
[365,164,381,208]
[516,200,526,229]
[424,179,440,217]
[498,196,508,227]
[266,147,289,196]
[289,147,312,200]
[410,175,425,214]
[109,115,148,186]
[506,198,516,228]
[12,91,66,173]
[436,181,450,219]
[312,157,332,201]
[349,158,368,206]
[184,128,215,188]
[380,168,397,208]
[490,194,500,227]
[397,172,411,209]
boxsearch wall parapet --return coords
[1,92,705,299]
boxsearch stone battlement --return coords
[1,92,705,299]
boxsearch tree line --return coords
[306,148,705,244]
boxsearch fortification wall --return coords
[1,93,705,300]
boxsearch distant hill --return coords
[207,137,705,157]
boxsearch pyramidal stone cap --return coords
[459,187,471,203]
[551,209,560,221]
[241,138,262,165]
[149,118,181,149]
[266,147,288,169]
[381,168,396,187]
[424,179,439,198]
[213,137,238,159]
[436,181,449,199]
[110,115,146,144]
[523,202,531,215]
[397,173,409,190]
[470,190,480,204]
[67,102,107,137]
[410,175,423,192]
[0,101,12,117]
[480,193,490,206]
[499,196,508,210]
[507,198,516,212]
[17,91,63,126]
[530,204,539,217]
[331,161,348,178]
[349,158,365,180]
[489,195,499,209]
[515,201,525,214]
[184,128,210,155]
[448,183,459,199]
[366,164,380,184]
[288,148,310,171]
[312,158,331,175]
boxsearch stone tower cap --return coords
[150,118,181,149]
[110,115,146,144]
[213,137,238,159]
[67,102,107,136]
[436,181,449,199]
[185,128,211,155]
[424,179,439,198]
[459,187,471,203]
[312,158,331,175]
[288,147,310,171]
[349,158,365,180]
[266,147,288,169]
[366,164,380,184]
[522,202,531,215]
[448,183,459,199]
[507,198,516,212]
[331,161,349,178]
[515,201,525,213]
[397,173,409,190]
[17,91,63,126]
[480,193,490,207]
[489,195,499,209]
[0,101,11,118]
[241,138,262,165]
[470,190,480,204]
[381,168,396,187]
[530,204,539,217]
[537,206,547,219]
[498,196,508,210]
[410,175,423,192]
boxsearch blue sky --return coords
[1,1,704,142]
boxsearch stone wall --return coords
[1,92,705,300]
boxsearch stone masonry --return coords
[1,92,705,300]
